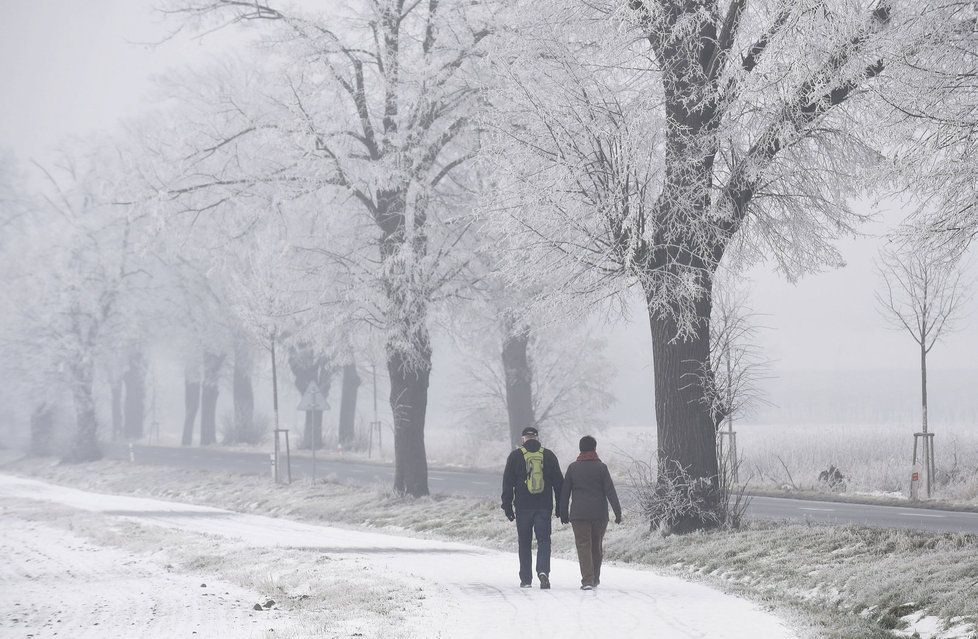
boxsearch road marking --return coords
[899,512,945,518]
[798,507,835,512]
[430,477,445,482]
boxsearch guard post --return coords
[716,429,738,484]
[273,428,292,484]
[297,380,329,483]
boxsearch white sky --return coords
[2,0,976,412]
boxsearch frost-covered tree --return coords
[155,0,490,495]
[706,276,771,432]
[483,0,907,530]
[0,155,63,455]
[0,144,152,461]
[876,236,969,437]
[879,2,978,243]
[453,316,615,447]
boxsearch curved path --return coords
[0,474,796,639]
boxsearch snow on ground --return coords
[0,511,295,638]
[0,473,797,639]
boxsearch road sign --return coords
[297,381,329,412]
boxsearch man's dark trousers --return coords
[515,509,551,584]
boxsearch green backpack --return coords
[520,446,546,495]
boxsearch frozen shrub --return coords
[629,457,749,534]
[818,465,847,492]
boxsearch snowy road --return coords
[116,444,978,533]
[0,474,797,639]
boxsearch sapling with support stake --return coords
[875,233,970,499]
[705,277,772,485]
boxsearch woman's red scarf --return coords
[577,451,600,462]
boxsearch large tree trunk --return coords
[30,402,55,457]
[646,278,720,534]
[377,187,434,497]
[501,325,535,448]
[390,342,431,497]
[181,365,201,446]
[233,340,255,442]
[200,351,225,446]
[288,344,331,450]
[123,350,147,440]
[65,360,101,463]
[338,362,361,448]
[110,381,123,442]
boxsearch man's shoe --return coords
[538,573,550,589]
[580,584,594,591]
[520,582,532,588]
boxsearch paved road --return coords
[111,444,978,534]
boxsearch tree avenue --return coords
[160,0,489,496]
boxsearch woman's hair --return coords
[579,435,597,452]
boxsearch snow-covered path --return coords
[0,474,797,639]
[0,516,292,638]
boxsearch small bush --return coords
[818,465,847,492]
[629,457,749,534]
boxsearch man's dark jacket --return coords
[559,457,622,521]
[501,439,564,516]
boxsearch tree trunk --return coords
[338,362,361,448]
[646,280,720,533]
[110,381,123,442]
[181,366,201,446]
[390,341,431,497]
[502,326,535,448]
[299,410,322,449]
[288,344,331,450]
[233,339,255,442]
[200,351,225,446]
[64,360,101,463]
[920,342,928,434]
[377,187,433,497]
[123,350,147,440]
[30,402,55,457]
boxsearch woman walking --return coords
[559,435,622,590]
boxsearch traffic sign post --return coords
[298,381,329,483]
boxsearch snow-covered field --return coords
[416,422,978,503]
[0,473,797,639]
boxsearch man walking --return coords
[501,426,564,589]
[559,435,622,590]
